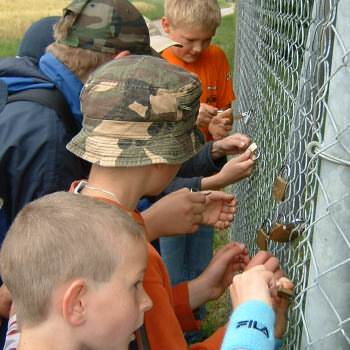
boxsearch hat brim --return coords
[67,126,204,167]
[150,35,182,53]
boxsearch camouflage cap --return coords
[59,0,153,55]
[67,55,204,167]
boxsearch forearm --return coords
[187,276,213,310]
[178,142,226,178]
[141,208,161,241]
[201,173,226,191]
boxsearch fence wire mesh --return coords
[231,0,350,349]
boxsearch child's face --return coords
[163,19,216,63]
[83,238,152,350]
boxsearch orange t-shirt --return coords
[162,45,235,140]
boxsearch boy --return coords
[162,0,235,141]
[159,0,240,310]
[0,194,290,350]
[66,55,289,349]
[0,1,155,330]
[0,192,153,350]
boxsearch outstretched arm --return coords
[142,189,236,241]
[187,242,249,310]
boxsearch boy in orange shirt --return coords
[160,2,237,321]
[161,0,235,142]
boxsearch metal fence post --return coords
[300,0,350,348]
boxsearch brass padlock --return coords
[248,142,261,160]
[256,219,271,250]
[272,165,290,202]
[270,222,299,243]
[277,286,294,299]
[257,228,269,250]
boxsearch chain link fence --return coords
[230,0,350,349]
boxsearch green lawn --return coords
[0,0,235,59]
[0,39,21,58]
[212,13,236,70]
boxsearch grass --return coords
[212,13,236,70]
[0,0,163,57]
[202,227,232,337]
[0,0,235,58]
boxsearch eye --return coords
[134,280,143,289]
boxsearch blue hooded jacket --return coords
[0,54,89,244]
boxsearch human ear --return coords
[114,50,130,60]
[161,17,171,34]
[62,279,88,326]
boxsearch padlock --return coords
[272,176,288,201]
[270,223,298,242]
[256,227,269,250]
[248,142,261,160]
[272,166,290,202]
[277,286,294,299]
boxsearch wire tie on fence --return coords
[306,141,350,166]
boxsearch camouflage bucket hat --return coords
[67,55,204,167]
[59,0,153,55]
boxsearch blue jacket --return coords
[0,54,89,244]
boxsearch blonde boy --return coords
[160,0,237,310]
[0,192,152,350]
[162,0,235,141]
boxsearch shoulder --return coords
[205,44,227,59]
[144,244,169,284]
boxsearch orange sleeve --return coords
[189,326,226,350]
[143,245,227,350]
[172,282,201,332]
[143,246,190,350]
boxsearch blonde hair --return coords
[46,14,114,81]
[164,0,221,30]
[0,192,145,326]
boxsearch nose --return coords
[191,41,203,54]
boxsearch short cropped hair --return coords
[0,192,144,326]
[46,14,114,81]
[164,0,221,31]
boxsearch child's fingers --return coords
[245,250,272,270]
[264,256,281,273]
[205,190,234,202]
[277,277,294,290]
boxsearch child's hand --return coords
[211,133,251,160]
[230,265,276,309]
[218,149,255,185]
[245,251,293,339]
[245,250,283,278]
[201,149,256,190]
[273,277,294,338]
[208,109,233,140]
[142,188,206,240]
[196,103,218,128]
[202,191,237,229]
[217,108,234,131]
[188,242,249,309]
